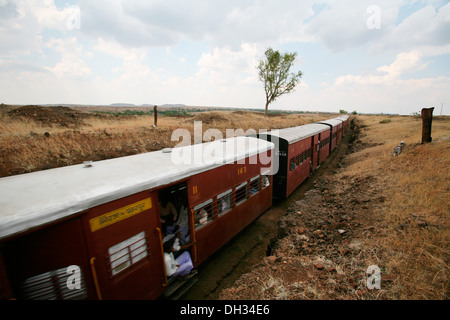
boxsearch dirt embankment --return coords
[6,105,100,128]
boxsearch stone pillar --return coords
[421,107,434,144]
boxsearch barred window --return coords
[289,158,295,171]
[217,189,232,216]
[21,266,88,300]
[194,199,214,230]
[108,231,149,277]
[235,181,248,206]
[262,172,271,189]
[250,175,261,196]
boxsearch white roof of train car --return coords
[336,115,349,121]
[0,136,274,240]
[259,123,330,144]
[318,118,343,127]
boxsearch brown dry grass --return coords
[339,115,449,299]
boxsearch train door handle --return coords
[156,227,168,287]
[89,257,103,300]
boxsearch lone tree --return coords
[257,47,303,116]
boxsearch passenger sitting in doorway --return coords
[163,235,193,278]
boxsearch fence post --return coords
[154,105,158,127]
[421,107,434,144]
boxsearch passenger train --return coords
[0,114,349,300]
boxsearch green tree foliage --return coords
[257,47,303,116]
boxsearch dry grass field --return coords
[342,115,450,299]
[0,105,448,300]
[0,105,331,177]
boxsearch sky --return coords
[0,0,449,115]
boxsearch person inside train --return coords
[159,196,178,235]
[174,204,190,245]
[159,192,190,245]
[163,233,193,278]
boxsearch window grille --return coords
[250,175,261,196]
[107,231,149,277]
[193,199,214,230]
[235,181,248,206]
[262,174,271,189]
[21,266,88,300]
[217,189,232,216]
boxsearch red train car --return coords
[0,136,274,300]
[318,118,343,153]
[258,123,330,200]
[336,115,350,135]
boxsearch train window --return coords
[108,231,149,277]
[289,158,295,171]
[235,181,248,206]
[21,266,88,300]
[261,171,271,189]
[217,189,232,216]
[295,155,300,167]
[193,199,214,230]
[250,175,261,196]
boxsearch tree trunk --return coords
[264,100,269,117]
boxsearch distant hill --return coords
[110,103,186,108]
[160,104,186,108]
[110,103,136,107]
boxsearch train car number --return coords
[237,166,247,175]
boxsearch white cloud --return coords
[79,0,316,49]
[94,38,155,83]
[377,50,428,76]
[45,37,92,78]
[335,50,429,86]
[197,44,260,76]
[306,0,402,53]
[326,50,450,114]
[0,0,83,56]
[27,0,76,31]
[368,3,450,54]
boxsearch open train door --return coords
[82,190,165,300]
[311,135,319,172]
